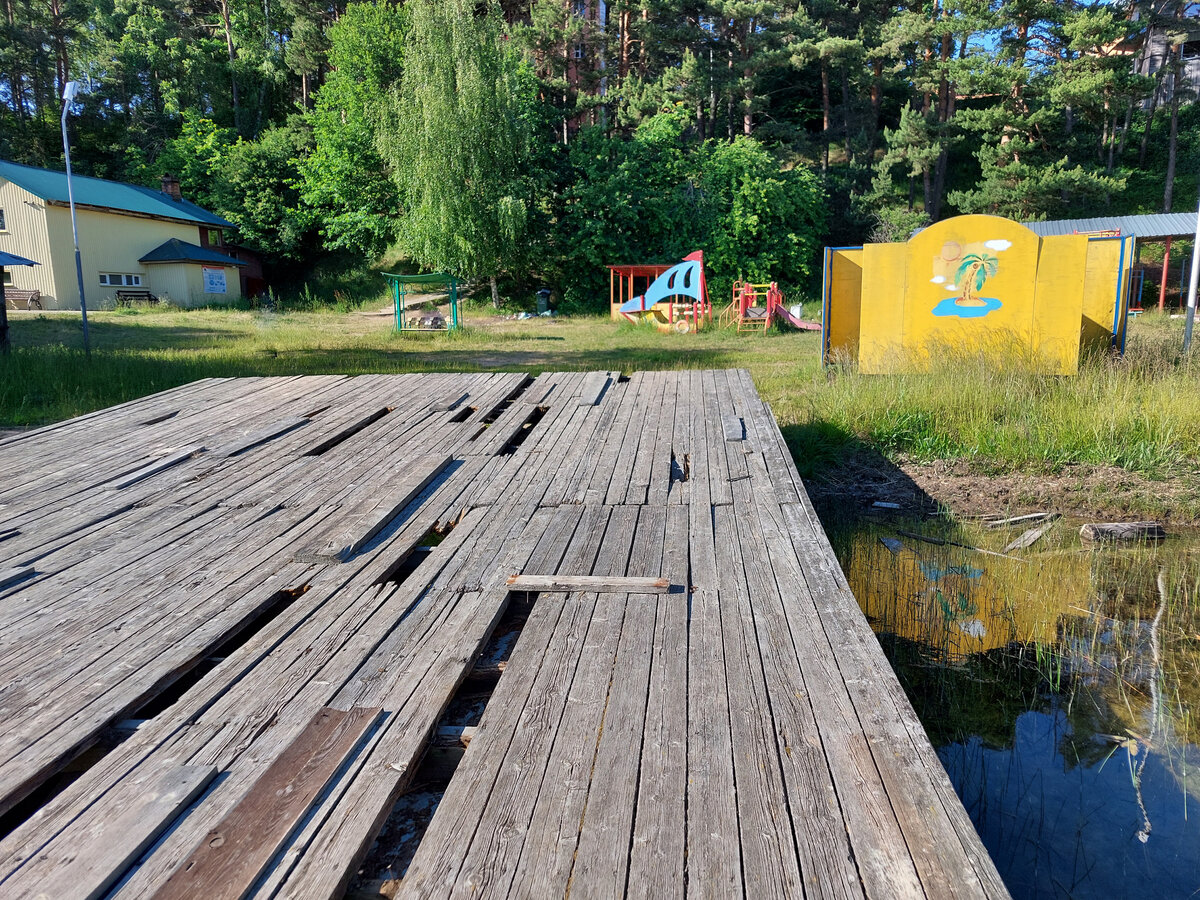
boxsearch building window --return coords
[100,273,143,287]
[207,228,223,246]
[2,270,12,285]
[573,43,585,59]
[573,0,586,15]
[0,208,6,231]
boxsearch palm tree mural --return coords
[954,252,999,307]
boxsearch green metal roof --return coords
[139,238,245,266]
[0,159,233,227]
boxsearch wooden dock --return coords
[0,371,1009,899]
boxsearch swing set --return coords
[382,272,461,332]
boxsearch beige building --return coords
[0,159,244,309]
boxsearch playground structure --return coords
[822,214,1133,375]
[719,280,822,333]
[608,252,712,333]
[383,271,461,332]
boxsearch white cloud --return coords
[945,284,959,291]
[984,239,1012,252]
[930,275,946,284]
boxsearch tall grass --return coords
[3,307,1199,505]
[775,316,1200,478]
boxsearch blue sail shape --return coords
[619,258,704,314]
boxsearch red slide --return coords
[772,305,822,332]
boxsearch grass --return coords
[3,303,1199,515]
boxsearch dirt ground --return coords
[805,448,1200,525]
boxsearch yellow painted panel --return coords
[0,180,58,302]
[1032,235,1088,375]
[825,248,863,362]
[1081,238,1123,348]
[900,215,1042,368]
[38,205,201,308]
[858,243,908,374]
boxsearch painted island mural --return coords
[821,214,1134,375]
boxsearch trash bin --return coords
[536,288,552,315]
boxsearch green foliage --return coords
[297,2,409,256]
[543,107,826,310]
[379,0,533,286]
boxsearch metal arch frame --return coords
[382,272,460,332]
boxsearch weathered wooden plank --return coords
[3,765,216,900]
[106,445,206,490]
[318,454,451,559]
[0,566,33,591]
[627,501,689,896]
[576,371,611,406]
[505,574,670,593]
[722,414,744,441]
[152,707,380,900]
[220,415,309,457]
[1004,520,1056,552]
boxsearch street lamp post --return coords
[60,80,90,355]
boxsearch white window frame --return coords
[0,208,6,231]
[100,273,143,287]
[207,228,223,246]
[2,270,12,285]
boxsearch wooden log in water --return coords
[1079,522,1166,542]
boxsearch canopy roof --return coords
[1023,212,1197,241]
[0,250,38,267]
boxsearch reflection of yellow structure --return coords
[842,535,1084,661]
[821,215,1134,375]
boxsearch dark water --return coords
[826,514,1200,899]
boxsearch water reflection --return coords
[826,515,1200,899]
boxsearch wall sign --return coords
[202,267,226,294]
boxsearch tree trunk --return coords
[219,0,241,135]
[490,275,500,309]
[1164,46,1181,212]
[1139,41,1167,166]
[867,59,883,155]
[820,59,830,172]
[741,20,752,136]
[841,69,852,162]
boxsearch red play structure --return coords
[719,280,821,333]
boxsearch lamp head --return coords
[62,81,80,103]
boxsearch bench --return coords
[116,289,159,307]
[3,288,41,310]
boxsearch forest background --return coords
[2,0,1198,309]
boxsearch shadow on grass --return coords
[0,333,740,425]
[782,421,940,522]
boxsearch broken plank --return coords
[1003,520,1057,553]
[0,566,34,591]
[107,445,206,490]
[722,415,744,442]
[895,529,1025,562]
[320,454,452,560]
[984,512,1055,529]
[152,707,381,900]
[221,416,308,458]
[505,574,672,593]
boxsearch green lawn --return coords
[3,304,1198,506]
